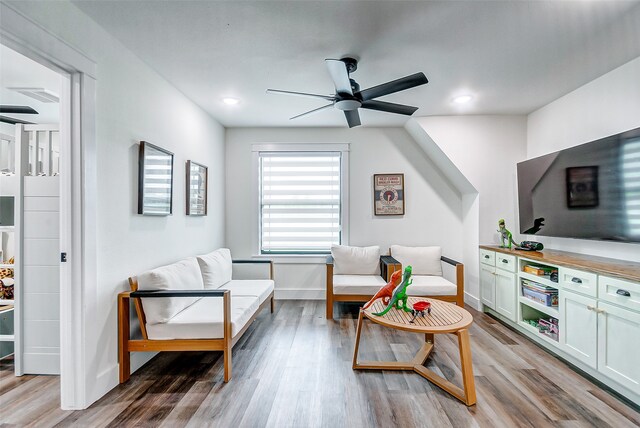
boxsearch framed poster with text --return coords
[374,173,405,216]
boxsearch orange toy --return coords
[362,269,403,310]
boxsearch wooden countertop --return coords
[479,245,640,283]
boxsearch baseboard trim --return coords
[86,364,119,409]
[464,292,481,310]
[275,289,324,300]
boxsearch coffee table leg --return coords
[457,329,477,406]
[352,310,364,370]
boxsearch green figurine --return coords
[498,219,518,249]
[373,266,413,316]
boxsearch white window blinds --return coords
[623,138,640,237]
[259,151,342,254]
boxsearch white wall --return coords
[410,116,528,305]
[225,127,463,298]
[6,1,226,405]
[527,55,640,261]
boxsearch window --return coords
[623,138,640,237]
[257,146,348,254]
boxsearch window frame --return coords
[252,143,349,258]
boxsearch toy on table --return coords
[373,266,413,316]
[409,300,431,323]
[362,269,402,310]
[498,219,518,249]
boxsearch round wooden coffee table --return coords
[352,297,477,406]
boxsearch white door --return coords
[480,264,496,310]
[22,176,60,374]
[597,302,640,395]
[495,269,517,322]
[559,290,597,369]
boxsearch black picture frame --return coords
[186,160,208,216]
[566,166,599,209]
[373,173,405,216]
[138,141,174,216]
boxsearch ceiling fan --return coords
[266,57,428,128]
[0,105,38,125]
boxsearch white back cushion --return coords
[197,248,233,289]
[390,245,442,276]
[137,257,204,324]
[331,245,380,275]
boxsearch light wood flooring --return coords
[1,301,639,427]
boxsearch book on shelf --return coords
[523,265,557,276]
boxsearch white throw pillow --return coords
[331,245,381,275]
[197,248,233,289]
[137,257,204,324]
[390,245,442,276]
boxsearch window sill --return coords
[251,254,329,264]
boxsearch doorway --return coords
[0,44,66,375]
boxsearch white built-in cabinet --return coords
[479,246,640,404]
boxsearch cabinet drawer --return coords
[558,267,597,297]
[480,249,495,266]
[598,276,640,313]
[495,254,516,273]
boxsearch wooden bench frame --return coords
[326,255,464,319]
[118,259,274,384]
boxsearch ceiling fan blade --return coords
[290,103,334,120]
[361,100,418,116]
[325,59,353,96]
[266,89,336,102]
[0,115,35,125]
[344,110,361,128]
[358,72,428,101]
[0,105,39,114]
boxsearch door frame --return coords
[1,3,97,410]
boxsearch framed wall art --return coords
[374,173,405,216]
[186,160,208,216]
[566,166,599,209]
[138,141,174,215]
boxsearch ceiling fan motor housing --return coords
[334,98,362,111]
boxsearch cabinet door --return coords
[597,302,640,395]
[480,264,496,310]
[495,269,517,322]
[559,290,597,369]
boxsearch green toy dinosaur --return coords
[373,266,413,316]
[498,219,518,249]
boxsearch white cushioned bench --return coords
[118,248,274,383]
[326,245,464,319]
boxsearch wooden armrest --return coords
[232,259,272,264]
[130,289,229,298]
[441,256,463,266]
[380,255,401,281]
[326,255,333,265]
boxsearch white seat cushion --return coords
[331,245,381,275]
[390,245,443,276]
[332,274,387,295]
[407,275,457,296]
[219,279,274,304]
[197,248,233,289]
[137,257,204,324]
[146,295,260,340]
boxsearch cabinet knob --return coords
[616,289,631,297]
[502,259,508,263]
[586,305,595,311]
[571,277,583,284]
[484,255,490,259]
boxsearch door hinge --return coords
[61,252,67,263]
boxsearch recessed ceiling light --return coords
[452,95,473,104]
[222,97,240,105]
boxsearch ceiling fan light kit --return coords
[266,57,428,128]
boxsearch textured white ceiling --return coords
[73,0,640,128]
[0,44,61,125]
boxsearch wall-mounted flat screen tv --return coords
[517,126,640,242]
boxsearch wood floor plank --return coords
[1,301,638,427]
